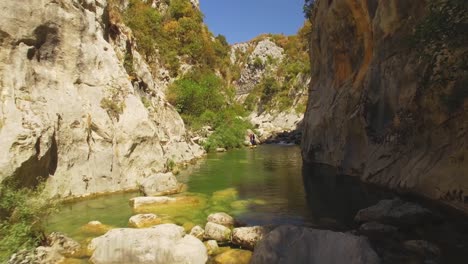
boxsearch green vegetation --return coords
[412,0,468,113]
[100,97,124,119]
[123,0,230,76]
[167,71,252,151]
[243,21,311,114]
[303,0,316,19]
[0,184,56,261]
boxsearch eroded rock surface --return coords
[301,0,468,214]
[0,0,204,198]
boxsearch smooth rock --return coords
[232,226,266,250]
[128,213,161,228]
[204,222,231,242]
[204,240,219,255]
[355,199,434,226]
[214,248,252,264]
[216,148,227,153]
[140,172,184,196]
[190,225,205,240]
[207,212,234,227]
[250,225,380,264]
[89,224,207,264]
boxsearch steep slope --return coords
[230,30,311,141]
[302,0,468,213]
[0,0,204,198]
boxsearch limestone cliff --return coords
[302,0,468,213]
[231,36,310,141]
[0,0,204,198]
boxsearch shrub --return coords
[0,184,56,262]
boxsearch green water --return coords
[46,145,310,244]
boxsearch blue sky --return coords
[199,0,306,44]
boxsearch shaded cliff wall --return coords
[0,0,204,198]
[302,0,468,213]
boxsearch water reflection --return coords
[302,162,390,230]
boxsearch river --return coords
[46,145,468,263]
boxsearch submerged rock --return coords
[207,212,234,227]
[128,213,162,228]
[250,225,380,264]
[130,195,207,214]
[89,224,207,264]
[211,188,239,204]
[80,221,112,236]
[214,248,252,264]
[355,198,434,226]
[232,226,267,250]
[204,222,232,242]
[140,172,184,196]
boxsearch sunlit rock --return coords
[232,226,267,250]
[190,225,205,240]
[204,222,231,243]
[204,240,219,255]
[139,172,185,196]
[207,212,234,227]
[128,213,162,228]
[89,224,207,264]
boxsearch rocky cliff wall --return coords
[231,38,310,140]
[302,0,468,213]
[0,0,204,198]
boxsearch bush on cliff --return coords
[0,184,56,261]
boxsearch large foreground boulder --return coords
[140,173,185,196]
[250,225,380,264]
[88,224,207,264]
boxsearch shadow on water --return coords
[302,162,391,230]
[302,162,468,264]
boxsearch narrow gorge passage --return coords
[1,0,467,263]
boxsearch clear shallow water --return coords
[46,144,468,263]
[46,145,312,243]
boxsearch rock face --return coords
[89,224,207,264]
[302,0,468,214]
[235,39,284,96]
[251,225,380,264]
[140,172,184,196]
[231,38,310,141]
[0,0,204,198]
